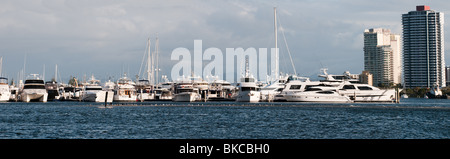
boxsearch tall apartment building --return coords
[363,28,402,87]
[402,5,446,88]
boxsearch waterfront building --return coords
[363,28,402,87]
[360,70,373,86]
[402,5,446,88]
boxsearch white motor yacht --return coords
[236,59,260,102]
[154,81,173,101]
[113,75,137,102]
[82,75,113,102]
[260,75,289,102]
[284,87,351,103]
[135,79,154,101]
[20,74,48,102]
[236,75,260,102]
[319,69,397,102]
[337,83,396,102]
[207,79,236,101]
[172,82,201,102]
[0,77,11,102]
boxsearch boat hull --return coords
[236,91,260,102]
[0,92,10,102]
[83,91,114,102]
[285,93,351,103]
[113,94,137,102]
[172,92,199,102]
[340,89,396,102]
[20,89,48,102]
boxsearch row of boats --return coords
[0,68,399,103]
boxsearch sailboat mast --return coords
[0,57,2,76]
[147,37,151,83]
[155,34,159,85]
[274,7,279,80]
[54,64,58,82]
[245,57,249,77]
[43,64,45,81]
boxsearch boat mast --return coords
[0,56,2,76]
[245,57,249,78]
[54,64,57,82]
[155,34,159,85]
[150,36,155,85]
[147,37,151,83]
[43,64,45,81]
[274,7,279,80]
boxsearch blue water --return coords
[0,98,448,139]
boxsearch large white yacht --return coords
[135,79,154,101]
[236,75,260,102]
[207,79,236,101]
[336,83,396,102]
[103,79,116,91]
[154,81,173,101]
[192,76,209,101]
[284,87,351,103]
[82,75,113,102]
[260,75,289,102]
[172,81,201,102]
[280,69,397,102]
[0,77,11,102]
[20,74,48,102]
[113,74,137,102]
[319,69,397,102]
[236,59,260,102]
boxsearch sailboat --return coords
[136,35,162,101]
[259,7,298,102]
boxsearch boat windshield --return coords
[241,78,255,82]
[241,87,258,91]
[24,85,45,89]
[86,87,103,91]
[25,80,44,84]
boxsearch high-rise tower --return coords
[363,28,402,87]
[402,5,445,88]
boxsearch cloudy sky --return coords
[0,0,448,83]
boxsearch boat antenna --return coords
[245,57,249,77]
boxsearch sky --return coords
[0,0,449,83]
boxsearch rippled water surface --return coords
[0,98,448,139]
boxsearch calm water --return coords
[0,98,448,139]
